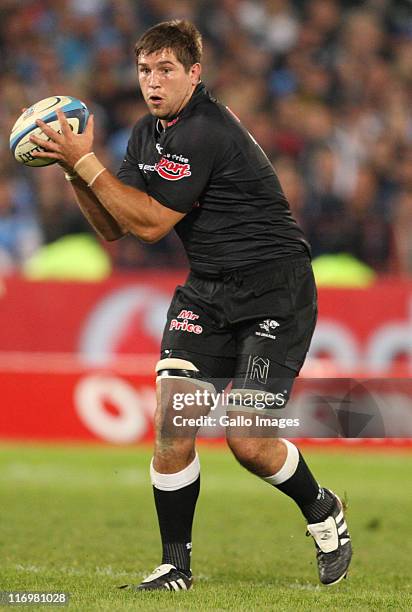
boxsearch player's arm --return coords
[67,176,127,241]
[30,111,185,243]
[81,170,185,243]
[66,172,183,243]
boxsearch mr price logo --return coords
[169,309,203,334]
[156,157,191,181]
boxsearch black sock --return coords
[300,486,336,523]
[153,476,200,573]
[275,452,335,523]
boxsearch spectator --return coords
[1,0,411,273]
[393,190,412,276]
[0,174,42,272]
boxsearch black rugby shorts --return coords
[160,256,317,397]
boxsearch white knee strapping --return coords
[155,358,217,395]
[261,439,299,486]
[150,453,200,491]
[156,357,199,376]
[156,358,199,383]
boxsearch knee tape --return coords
[156,357,200,382]
[156,358,216,394]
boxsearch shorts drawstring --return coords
[224,270,243,287]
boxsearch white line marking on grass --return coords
[14,564,43,574]
[94,566,137,579]
[287,582,321,591]
[14,564,137,579]
[0,464,148,487]
[195,574,211,581]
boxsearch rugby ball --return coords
[10,96,89,167]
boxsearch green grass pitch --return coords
[1,443,412,611]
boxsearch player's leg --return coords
[136,357,215,591]
[227,257,352,585]
[135,273,235,591]
[227,431,352,585]
[226,423,336,526]
[225,362,338,524]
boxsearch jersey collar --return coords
[155,82,207,133]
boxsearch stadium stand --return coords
[0,0,411,274]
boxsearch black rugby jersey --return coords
[117,83,310,275]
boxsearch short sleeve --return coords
[117,137,147,191]
[147,119,219,213]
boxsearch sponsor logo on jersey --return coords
[139,163,156,173]
[255,319,279,340]
[169,309,203,334]
[156,156,191,181]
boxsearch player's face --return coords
[138,49,201,123]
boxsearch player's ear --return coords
[190,63,201,85]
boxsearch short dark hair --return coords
[134,19,202,72]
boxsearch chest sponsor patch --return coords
[155,156,191,181]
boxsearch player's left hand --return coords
[30,109,94,171]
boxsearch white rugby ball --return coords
[10,96,89,167]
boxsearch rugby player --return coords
[30,19,352,591]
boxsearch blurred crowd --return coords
[1,0,412,275]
